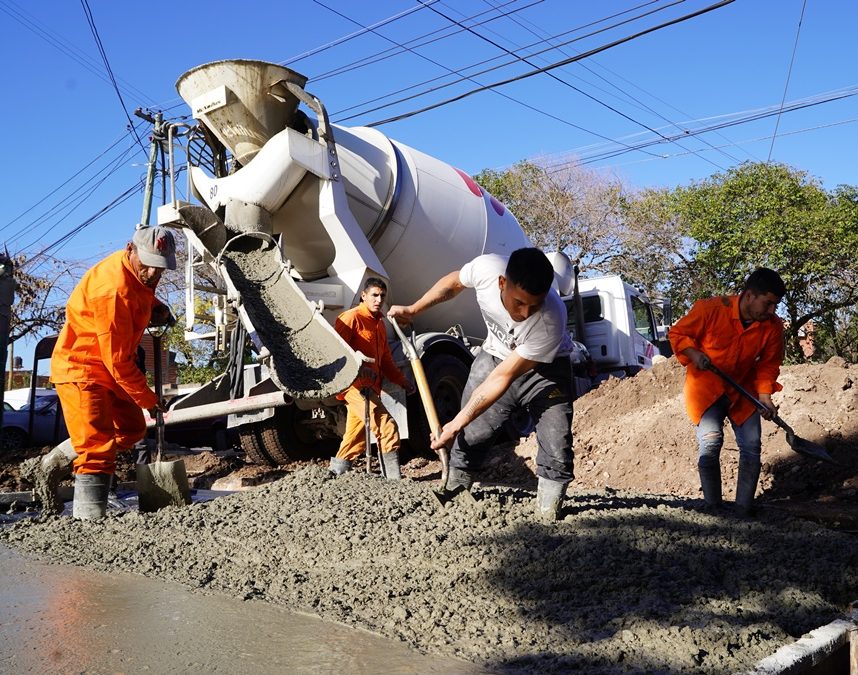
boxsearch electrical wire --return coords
[541,85,858,170]
[767,0,807,163]
[21,179,145,270]
[419,0,725,170]
[79,0,147,155]
[0,127,142,234]
[332,0,689,121]
[0,0,154,106]
[363,0,736,128]
[313,0,656,153]
[476,0,746,165]
[310,0,540,83]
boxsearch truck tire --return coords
[256,406,334,464]
[238,424,276,466]
[407,352,470,457]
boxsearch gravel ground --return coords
[2,466,856,673]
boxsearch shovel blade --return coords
[787,434,838,465]
[137,460,192,512]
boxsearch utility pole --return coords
[135,108,163,228]
[0,252,16,432]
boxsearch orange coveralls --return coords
[334,303,409,462]
[668,295,784,425]
[51,250,161,475]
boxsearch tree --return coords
[10,254,80,343]
[474,159,627,271]
[667,162,858,361]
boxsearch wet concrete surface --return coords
[0,544,480,674]
[2,467,856,673]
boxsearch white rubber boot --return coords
[72,473,111,520]
[535,477,568,522]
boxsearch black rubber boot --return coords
[445,466,474,492]
[735,459,761,517]
[698,458,723,509]
[328,457,352,476]
[381,450,401,480]
[535,477,568,522]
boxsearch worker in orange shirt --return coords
[669,268,786,517]
[329,277,414,479]
[51,226,177,519]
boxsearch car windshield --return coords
[19,397,58,412]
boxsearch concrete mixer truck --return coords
[145,59,660,465]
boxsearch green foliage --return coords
[669,162,858,361]
[475,158,858,364]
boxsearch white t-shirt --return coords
[459,254,573,363]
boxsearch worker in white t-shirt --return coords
[389,248,574,520]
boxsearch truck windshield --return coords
[631,295,656,343]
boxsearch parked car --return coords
[0,393,68,450]
[0,390,237,452]
[4,387,57,410]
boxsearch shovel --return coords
[388,316,449,485]
[707,363,838,465]
[136,332,192,512]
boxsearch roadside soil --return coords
[1,356,856,673]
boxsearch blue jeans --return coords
[696,395,762,468]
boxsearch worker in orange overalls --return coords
[329,277,414,479]
[669,268,786,517]
[51,226,177,519]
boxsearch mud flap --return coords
[219,234,361,400]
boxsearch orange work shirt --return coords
[669,295,784,425]
[51,250,159,410]
[334,302,408,398]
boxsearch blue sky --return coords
[1,0,856,367]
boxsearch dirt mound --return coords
[3,466,856,673]
[508,357,858,520]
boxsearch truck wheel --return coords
[238,424,275,466]
[407,352,470,457]
[256,406,331,464]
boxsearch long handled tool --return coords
[136,331,192,512]
[388,317,449,485]
[707,363,838,465]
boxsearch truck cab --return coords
[563,275,661,378]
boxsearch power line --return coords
[0,0,155,106]
[310,0,539,83]
[540,85,858,170]
[594,117,858,170]
[21,179,145,269]
[477,0,747,165]
[767,0,807,163]
[332,0,688,122]
[0,128,141,234]
[281,1,442,65]
[79,0,147,155]
[420,0,725,170]
[314,0,660,156]
[364,0,736,128]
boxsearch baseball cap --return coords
[132,226,177,270]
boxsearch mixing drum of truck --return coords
[155,58,535,463]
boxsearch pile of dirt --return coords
[3,466,856,673]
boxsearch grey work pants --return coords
[449,350,574,483]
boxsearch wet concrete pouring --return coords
[2,357,857,673]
